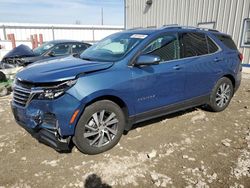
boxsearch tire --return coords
[207,77,233,112]
[73,100,125,155]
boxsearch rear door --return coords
[179,32,222,99]
[213,34,241,71]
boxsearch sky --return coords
[0,0,124,26]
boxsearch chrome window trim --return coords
[158,35,222,64]
[131,33,222,66]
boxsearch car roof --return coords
[122,28,159,35]
[122,25,228,36]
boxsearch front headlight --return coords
[37,79,77,100]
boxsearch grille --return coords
[13,85,32,107]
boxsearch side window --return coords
[214,34,237,50]
[50,44,71,56]
[72,44,88,54]
[180,32,208,58]
[143,33,180,62]
[207,36,219,53]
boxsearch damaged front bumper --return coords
[13,116,71,152]
[11,91,82,152]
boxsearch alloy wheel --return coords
[215,83,231,108]
[84,110,119,147]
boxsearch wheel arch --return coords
[74,94,132,134]
[222,74,235,88]
[85,95,129,120]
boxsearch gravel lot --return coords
[0,74,250,188]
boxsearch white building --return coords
[125,0,250,65]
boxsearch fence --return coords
[0,22,124,59]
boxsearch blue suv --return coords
[11,26,242,154]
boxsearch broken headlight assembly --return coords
[36,79,77,100]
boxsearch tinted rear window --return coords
[180,32,208,58]
[207,37,219,53]
[215,34,237,50]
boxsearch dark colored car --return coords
[1,40,91,67]
[11,26,242,154]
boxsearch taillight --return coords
[238,53,243,62]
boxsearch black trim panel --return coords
[126,95,209,130]
[17,120,71,152]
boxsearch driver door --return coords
[131,32,187,115]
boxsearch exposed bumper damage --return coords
[11,90,82,152]
[16,118,71,152]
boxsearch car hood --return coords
[3,44,37,59]
[16,56,114,83]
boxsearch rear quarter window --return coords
[214,34,237,50]
[207,37,219,53]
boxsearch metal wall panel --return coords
[125,0,250,64]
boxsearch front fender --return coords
[76,89,135,116]
[68,89,135,135]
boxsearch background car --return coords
[1,40,91,67]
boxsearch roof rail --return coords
[161,24,181,30]
[196,27,219,32]
[162,24,179,27]
[181,26,199,30]
[207,28,219,32]
[161,25,200,30]
[161,25,220,32]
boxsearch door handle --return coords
[214,57,223,62]
[173,65,181,70]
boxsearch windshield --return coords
[33,42,55,55]
[80,32,148,62]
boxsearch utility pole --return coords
[101,7,103,25]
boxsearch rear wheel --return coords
[74,100,125,155]
[207,77,233,112]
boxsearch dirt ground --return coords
[0,75,250,188]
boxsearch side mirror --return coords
[47,51,55,57]
[72,53,80,58]
[135,54,160,66]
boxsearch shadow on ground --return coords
[84,174,112,188]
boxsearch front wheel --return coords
[207,77,233,112]
[73,100,125,155]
